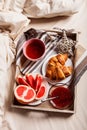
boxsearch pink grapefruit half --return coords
[14,85,36,104]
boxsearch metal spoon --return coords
[28,96,59,106]
[40,96,59,103]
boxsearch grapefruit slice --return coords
[16,75,29,86]
[26,74,35,89]
[35,85,46,100]
[14,85,36,104]
[35,74,42,92]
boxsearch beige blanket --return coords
[0,1,87,130]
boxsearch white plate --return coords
[28,73,51,106]
[42,54,73,85]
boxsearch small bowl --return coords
[49,85,74,109]
[23,38,45,61]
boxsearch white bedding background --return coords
[3,0,83,17]
[0,0,87,130]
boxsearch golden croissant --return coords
[56,53,68,65]
[46,53,73,81]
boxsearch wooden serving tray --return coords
[11,28,87,114]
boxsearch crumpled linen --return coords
[0,34,15,70]
[3,0,83,18]
[0,10,30,68]
[0,10,30,129]
[0,11,30,39]
[23,0,83,18]
[4,0,26,13]
[0,33,15,129]
[0,0,4,10]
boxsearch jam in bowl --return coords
[49,85,74,109]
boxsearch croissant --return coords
[52,68,58,80]
[56,53,68,65]
[47,62,55,70]
[62,66,72,77]
[49,56,58,63]
[46,69,53,79]
[56,62,63,69]
[45,53,72,81]
[56,66,65,79]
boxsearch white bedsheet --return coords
[0,0,87,130]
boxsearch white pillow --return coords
[23,0,83,18]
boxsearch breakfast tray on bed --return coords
[11,28,87,114]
